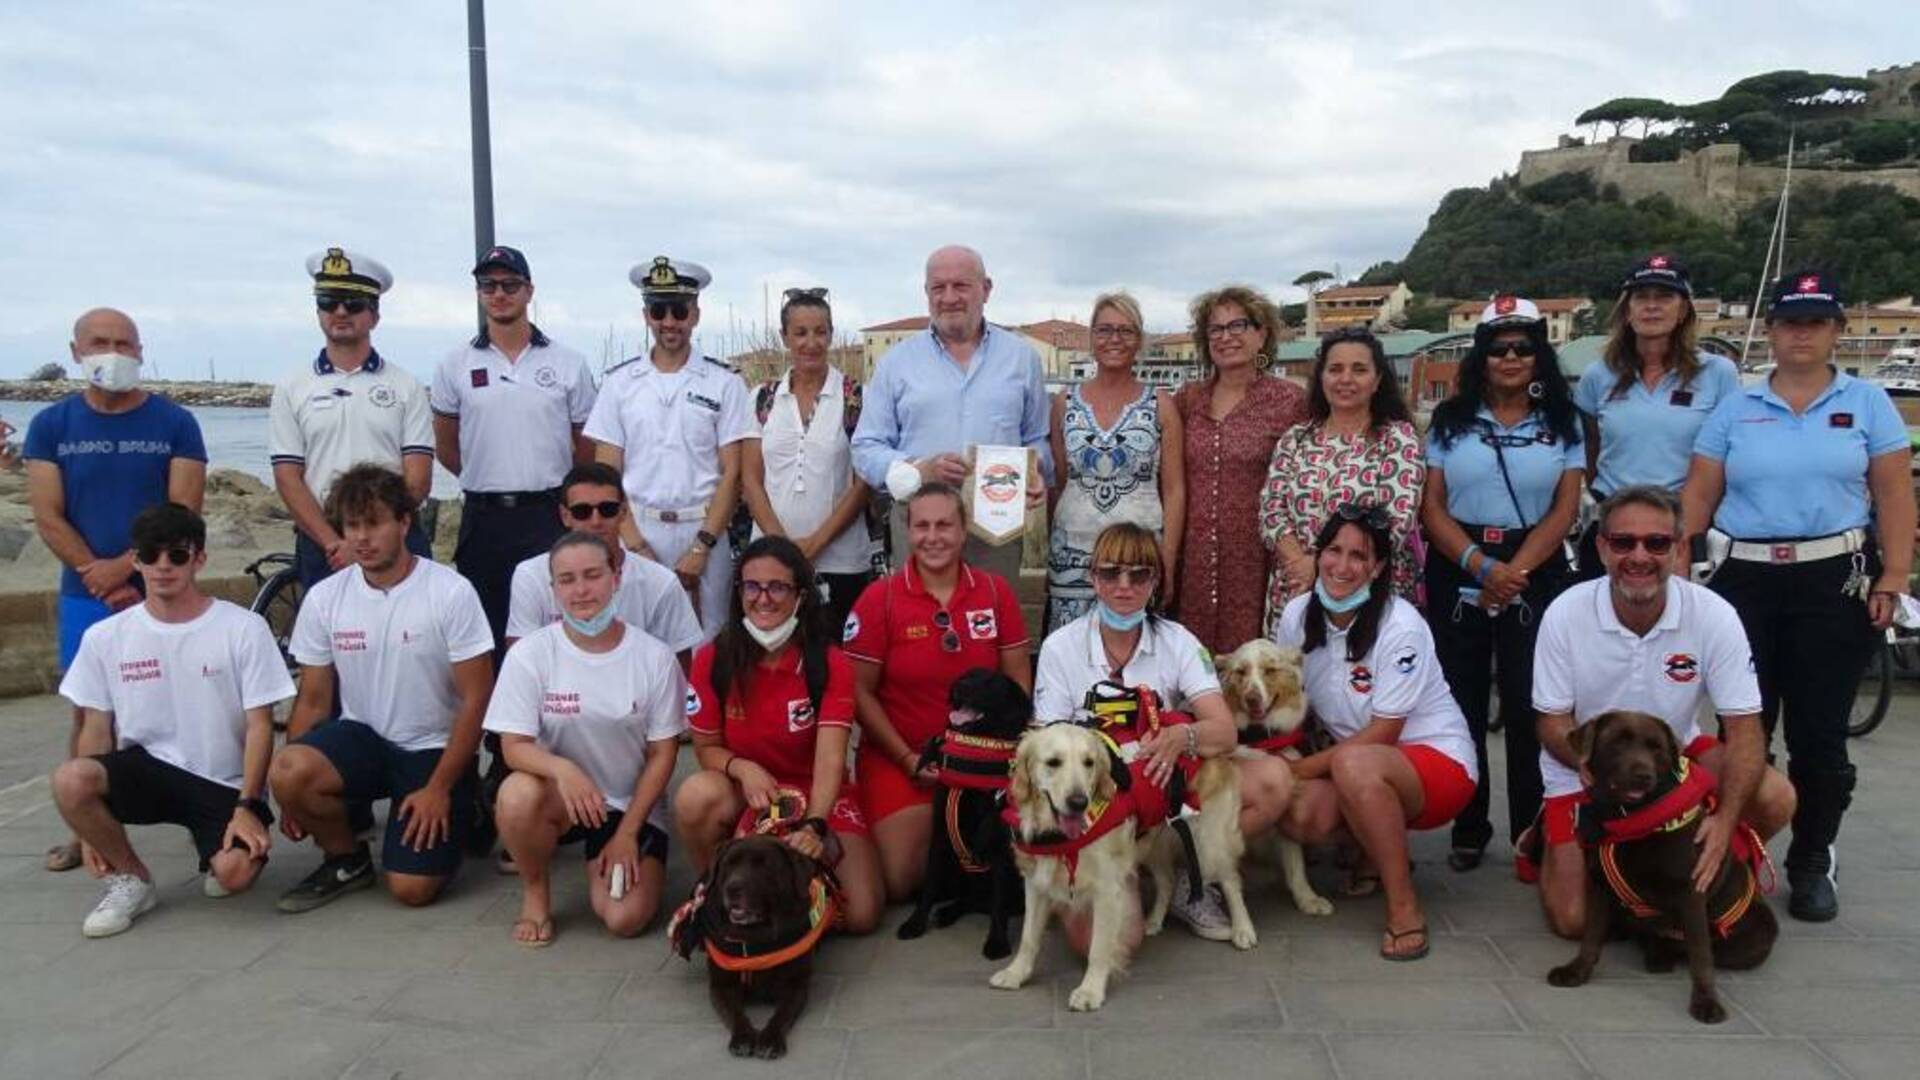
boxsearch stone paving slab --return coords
[1,691,1918,1078]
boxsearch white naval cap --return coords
[307,247,393,296]
[629,255,711,297]
[1477,294,1542,328]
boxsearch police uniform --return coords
[1692,271,1910,917]
[429,246,596,650]
[581,257,755,637]
[269,248,433,587]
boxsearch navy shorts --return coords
[58,593,114,671]
[295,719,475,877]
[97,746,269,871]
[559,812,669,862]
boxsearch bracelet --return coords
[1474,557,1495,585]
[722,756,738,780]
[1458,543,1482,572]
[1182,724,1198,757]
[797,816,829,838]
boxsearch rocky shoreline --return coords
[0,379,272,408]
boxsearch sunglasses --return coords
[135,544,196,566]
[476,278,527,295]
[648,301,691,322]
[931,610,962,653]
[1487,341,1537,359]
[566,500,623,521]
[1092,564,1156,587]
[782,286,829,301]
[740,580,798,602]
[316,296,373,315]
[1601,532,1677,556]
[1333,502,1392,530]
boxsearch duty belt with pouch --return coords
[1724,527,1872,599]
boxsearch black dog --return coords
[896,668,1029,959]
[1547,709,1777,1024]
[670,836,834,1059]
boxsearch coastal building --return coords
[727,345,868,385]
[858,317,1092,380]
[1447,297,1593,345]
[1306,282,1413,334]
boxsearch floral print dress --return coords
[1046,384,1164,633]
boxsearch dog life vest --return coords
[922,730,1021,875]
[668,873,839,977]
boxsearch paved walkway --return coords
[1,692,1917,1080]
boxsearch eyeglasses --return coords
[1601,532,1677,556]
[476,278,527,295]
[1092,564,1156,587]
[1205,318,1259,339]
[782,287,829,301]
[1487,341,1537,359]
[648,301,691,322]
[740,580,798,602]
[566,500,623,521]
[1092,325,1140,341]
[316,297,373,315]
[135,544,196,566]
[1333,503,1392,530]
[931,610,961,653]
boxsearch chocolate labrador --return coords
[1547,709,1777,1024]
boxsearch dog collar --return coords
[1579,758,1717,846]
[1238,727,1304,754]
[668,875,839,973]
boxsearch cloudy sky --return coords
[1,1,1913,382]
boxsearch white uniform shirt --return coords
[429,329,596,493]
[269,351,433,502]
[503,547,703,653]
[753,371,874,574]
[290,558,494,750]
[582,355,755,510]
[1277,594,1478,781]
[1033,612,1222,727]
[1532,576,1761,797]
[483,622,688,828]
[59,600,295,788]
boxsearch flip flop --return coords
[511,917,555,948]
[44,841,81,873]
[1381,924,1430,962]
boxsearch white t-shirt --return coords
[483,622,688,829]
[59,599,295,788]
[753,372,875,574]
[290,558,495,750]
[504,547,703,654]
[1277,594,1478,781]
[1033,612,1222,727]
[1532,576,1761,797]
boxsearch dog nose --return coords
[1065,792,1089,813]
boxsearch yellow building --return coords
[1308,282,1413,333]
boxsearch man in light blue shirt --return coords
[852,245,1052,579]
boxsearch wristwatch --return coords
[694,529,718,551]
[235,796,271,819]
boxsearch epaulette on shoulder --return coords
[703,354,738,374]
[605,355,646,376]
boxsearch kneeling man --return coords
[53,503,294,936]
[272,464,495,911]
[1532,485,1796,938]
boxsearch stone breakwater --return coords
[0,379,272,407]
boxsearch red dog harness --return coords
[934,731,1019,792]
[1237,727,1305,755]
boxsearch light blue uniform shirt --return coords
[1426,407,1583,528]
[1574,352,1740,495]
[1693,370,1907,539]
[850,325,1054,488]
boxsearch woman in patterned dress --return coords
[1173,285,1308,655]
[1045,291,1186,633]
[1260,327,1423,633]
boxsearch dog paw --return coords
[1547,962,1592,988]
[989,965,1028,990]
[753,1031,789,1059]
[1689,992,1727,1025]
[1067,984,1106,1012]
[1295,893,1335,917]
[1143,916,1166,936]
[1231,924,1259,951]
[932,900,967,928]
[897,916,928,940]
[728,1032,758,1057]
[982,936,1012,961]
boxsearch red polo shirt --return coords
[843,559,1029,749]
[688,643,854,789]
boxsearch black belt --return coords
[1458,522,1532,548]
[464,488,560,509]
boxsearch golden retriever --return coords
[1216,639,1334,917]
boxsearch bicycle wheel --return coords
[249,567,305,676]
[1848,636,1892,739]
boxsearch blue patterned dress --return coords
[1046,384,1165,633]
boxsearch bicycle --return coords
[245,552,304,673]
[1849,624,1919,738]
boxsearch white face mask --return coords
[80,352,141,393]
[741,613,799,653]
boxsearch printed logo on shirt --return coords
[470,368,490,389]
[905,624,929,641]
[966,609,997,640]
[332,630,368,653]
[199,663,224,679]
[543,691,582,717]
[119,658,162,684]
[1393,648,1417,675]
[1349,664,1373,694]
[843,614,860,643]
[685,688,701,717]
[1830,412,1854,429]
[534,366,558,389]
[787,698,816,733]
[1664,653,1699,684]
[368,384,397,408]
[686,392,722,412]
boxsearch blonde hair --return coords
[1602,293,1700,400]
[1190,284,1281,370]
[1089,291,1145,342]
[1091,521,1162,571]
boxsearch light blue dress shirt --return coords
[1574,352,1740,495]
[1426,407,1584,528]
[850,325,1054,488]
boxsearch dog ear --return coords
[1567,715,1603,762]
[1651,712,1682,772]
[1008,732,1037,811]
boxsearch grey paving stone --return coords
[99,1014,390,1079]
[1490,932,1662,981]
[842,1029,1084,1080]
[458,920,663,973]
[1281,979,1524,1033]
[0,1020,152,1079]
[0,919,77,970]
[54,925,284,974]
[1507,978,1764,1033]
[830,968,1057,1030]
[376,971,625,1026]
[0,967,201,1024]
[1724,984,1920,1036]
[151,966,410,1025]
[1265,930,1511,979]
[1054,973,1283,1030]
[1325,1033,1590,1079]
[346,1021,619,1080]
[1086,1030,1333,1079]
[254,927,478,972]
[1718,937,1920,982]
[593,1022,848,1079]
[608,965,832,1026]
[1812,1037,1920,1079]
[1571,1034,1848,1079]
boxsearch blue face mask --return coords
[1314,579,1371,614]
[562,603,618,637]
[1096,602,1148,631]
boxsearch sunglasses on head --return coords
[648,301,691,322]
[476,278,526,295]
[1602,532,1677,556]
[1333,502,1392,530]
[740,580,797,602]
[782,286,828,302]
[316,296,373,315]
[931,610,961,653]
[136,544,196,566]
[1092,564,1156,587]
[566,500,623,521]
[1487,341,1537,359]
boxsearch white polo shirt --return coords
[429,327,596,493]
[483,622,687,828]
[60,599,295,789]
[290,557,494,750]
[269,350,434,502]
[583,355,755,511]
[753,372,874,574]
[1033,612,1221,727]
[1277,594,1478,780]
[1532,576,1760,797]
[503,547,703,653]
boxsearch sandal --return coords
[1340,870,1382,898]
[1381,923,1430,962]
[511,917,555,948]
[1446,846,1486,873]
[44,841,82,873]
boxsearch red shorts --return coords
[1542,733,1720,847]
[855,747,932,826]
[1400,745,1477,831]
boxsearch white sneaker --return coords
[203,874,232,899]
[1166,883,1233,942]
[83,874,157,938]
